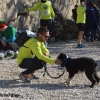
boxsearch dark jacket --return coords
[72,8,77,22]
[85,6,97,29]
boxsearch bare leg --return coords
[78,31,84,44]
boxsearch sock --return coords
[78,42,81,44]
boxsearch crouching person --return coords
[0,20,19,59]
[17,26,62,83]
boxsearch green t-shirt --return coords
[76,5,86,24]
[0,26,17,42]
[17,38,55,65]
[27,1,55,19]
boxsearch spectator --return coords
[0,20,19,59]
[72,5,78,23]
[85,2,97,42]
[17,26,62,83]
[76,0,86,48]
[25,0,55,34]
[92,3,100,40]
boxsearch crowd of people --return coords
[72,0,100,48]
[0,0,100,82]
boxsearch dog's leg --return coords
[64,78,72,85]
[94,72,100,85]
[64,73,74,85]
[85,70,96,88]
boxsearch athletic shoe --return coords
[77,44,85,48]
[19,73,31,83]
[0,57,3,60]
[86,39,90,42]
[30,74,39,79]
[11,53,17,59]
[90,39,94,42]
[0,52,4,59]
[4,52,13,58]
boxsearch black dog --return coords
[57,53,100,88]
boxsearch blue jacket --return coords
[85,6,97,29]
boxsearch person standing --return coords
[85,2,97,42]
[25,0,55,34]
[76,0,86,48]
[72,5,78,23]
[92,3,100,40]
[17,26,62,83]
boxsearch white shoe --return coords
[0,52,5,59]
[0,50,7,57]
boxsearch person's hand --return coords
[43,52,50,57]
[1,39,6,47]
[55,59,62,65]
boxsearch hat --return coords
[0,20,7,29]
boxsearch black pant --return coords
[40,19,54,32]
[19,57,46,74]
[0,42,19,52]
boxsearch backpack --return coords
[15,30,36,47]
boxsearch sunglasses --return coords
[41,33,50,38]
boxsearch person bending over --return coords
[17,26,62,83]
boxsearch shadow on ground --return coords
[0,78,93,90]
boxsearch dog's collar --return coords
[61,57,71,67]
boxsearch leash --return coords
[43,57,71,79]
[43,64,65,79]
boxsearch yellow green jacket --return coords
[27,1,55,19]
[76,5,86,24]
[17,38,55,65]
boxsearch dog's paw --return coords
[90,84,94,88]
[95,82,99,85]
[66,82,70,85]
[64,81,70,85]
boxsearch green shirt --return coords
[76,5,86,24]
[27,1,55,19]
[0,26,17,42]
[17,38,55,65]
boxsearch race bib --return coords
[42,10,48,16]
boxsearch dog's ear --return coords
[57,53,67,61]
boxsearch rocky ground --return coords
[0,39,100,100]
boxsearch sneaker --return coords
[86,39,90,42]
[4,52,13,58]
[11,53,17,59]
[77,44,85,48]
[0,57,3,60]
[0,50,7,56]
[30,74,39,80]
[19,73,31,83]
[0,52,4,59]
[90,39,94,42]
